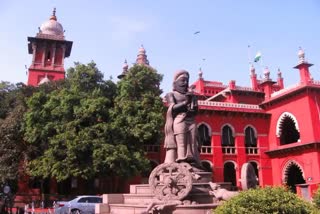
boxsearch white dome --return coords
[40,19,64,36]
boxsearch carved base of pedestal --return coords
[96,163,232,214]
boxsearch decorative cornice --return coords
[265,142,320,157]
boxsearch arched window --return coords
[249,161,259,185]
[221,125,234,146]
[198,124,211,146]
[46,50,51,61]
[224,162,237,189]
[280,116,300,145]
[245,126,257,147]
[276,112,300,145]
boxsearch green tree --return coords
[0,82,34,192]
[214,186,317,214]
[313,185,320,209]
[94,64,165,192]
[112,64,165,146]
[24,62,117,182]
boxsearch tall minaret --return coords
[135,45,149,65]
[294,47,313,85]
[27,8,73,86]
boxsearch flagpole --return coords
[259,52,264,76]
[247,45,252,72]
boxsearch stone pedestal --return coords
[96,180,231,214]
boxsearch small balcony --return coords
[245,147,259,155]
[222,146,236,154]
[201,146,213,154]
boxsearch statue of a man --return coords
[164,70,202,168]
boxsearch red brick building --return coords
[22,9,320,204]
[133,47,320,200]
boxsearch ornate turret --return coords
[117,59,129,79]
[294,47,313,84]
[27,8,73,86]
[136,45,149,65]
[263,67,271,81]
[277,68,284,89]
[250,64,258,91]
[259,66,276,99]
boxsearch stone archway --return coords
[283,161,306,193]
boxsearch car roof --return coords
[76,195,101,198]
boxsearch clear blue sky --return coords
[1,0,320,94]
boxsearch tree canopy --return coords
[23,62,164,183]
[0,82,34,190]
[112,64,165,147]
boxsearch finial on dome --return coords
[298,47,305,63]
[50,8,57,21]
[139,45,145,54]
[198,67,203,79]
[123,59,128,70]
[277,68,282,78]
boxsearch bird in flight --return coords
[194,31,200,35]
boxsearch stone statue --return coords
[164,70,202,168]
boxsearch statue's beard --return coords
[173,82,188,94]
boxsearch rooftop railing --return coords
[198,100,261,109]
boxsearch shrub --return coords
[214,186,317,214]
[313,185,320,209]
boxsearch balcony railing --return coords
[222,146,236,154]
[198,100,261,110]
[201,146,212,154]
[144,145,160,153]
[245,147,259,154]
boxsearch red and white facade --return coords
[21,8,320,204]
[27,8,72,86]
[149,48,319,199]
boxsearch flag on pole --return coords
[254,51,262,62]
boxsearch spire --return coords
[117,59,129,79]
[50,8,57,21]
[298,47,305,64]
[277,68,282,78]
[198,67,203,79]
[136,45,149,65]
[277,68,284,89]
[250,64,256,75]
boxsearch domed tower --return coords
[27,8,73,86]
[136,45,149,65]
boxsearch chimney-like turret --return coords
[250,64,258,91]
[259,67,276,99]
[294,47,313,84]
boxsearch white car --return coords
[54,195,102,214]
